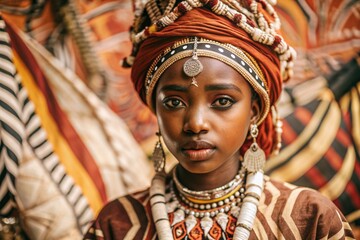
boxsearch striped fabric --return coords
[0,16,22,217]
[0,0,158,144]
[266,88,360,225]
[275,0,360,86]
[84,175,355,239]
[268,0,360,229]
[0,17,151,239]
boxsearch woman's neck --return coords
[175,160,240,191]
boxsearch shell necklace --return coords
[149,165,264,239]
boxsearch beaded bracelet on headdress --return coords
[145,37,270,125]
[127,0,296,81]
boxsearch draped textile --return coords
[84,174,355,240]
[0,0,158,143]
[266,65,360,227]
[0,17,151,239]
[267,0,360,229]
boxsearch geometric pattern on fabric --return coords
[275,0,360,86]
[21,35,152,201]
[0,16,152,239]
[273,0,360,227]
[84,175,355,239]
[17,69,94,234]
[0,17,22,216]
[0,16,92,237]
[266,90,360,226]
[0,1,158,143]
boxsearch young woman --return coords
[84,0,355,239]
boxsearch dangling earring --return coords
[152,132,166,173]
[271,106,283,156]
[243,124,266,172]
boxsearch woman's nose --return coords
[183,105,209,134]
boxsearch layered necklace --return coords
[149,165,264,240]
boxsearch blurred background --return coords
[0,0,358,239]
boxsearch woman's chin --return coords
[178,161,216,175]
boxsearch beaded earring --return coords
[152,132,166,173]
[271,106,283,156]
[243,124,266,172]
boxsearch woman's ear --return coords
[250,100,260,123]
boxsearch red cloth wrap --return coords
[131,8,282,157]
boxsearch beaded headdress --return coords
[126,0,296,81]
[128,0,296,157]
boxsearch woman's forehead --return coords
[158,57,250,88]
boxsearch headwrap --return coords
[129,1,295,157]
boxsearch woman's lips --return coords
[182,148,215,160]
[181,141,215,161]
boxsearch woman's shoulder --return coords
[84,188,154,240]
[97,188,151,221]
[257,176,354,239]
[262,177,338,210]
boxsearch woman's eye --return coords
[163,98,185,109]
[212,97,235,108]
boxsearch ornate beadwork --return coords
[128,0,296,81]
[149,165,265,240]
[173,166,245,201]
[145,38,270,125]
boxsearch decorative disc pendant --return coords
[183,57,203,78]
[243,142,265,172]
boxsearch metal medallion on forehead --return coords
[183,37,203,87]
[183,58,203,77]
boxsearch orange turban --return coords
[131,8,284,157]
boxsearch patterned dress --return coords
[84,175,354,240]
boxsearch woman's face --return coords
[155,57,259,174]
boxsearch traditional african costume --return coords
[84,173,353,240]
[84,0,355,239]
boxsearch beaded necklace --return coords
[149,165,265,240]
[172,166,246,201]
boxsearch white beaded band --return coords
[145,38,270,125]
[149,172,173,239]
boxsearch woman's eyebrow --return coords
[205,84,242,93]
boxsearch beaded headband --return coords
[145,37,270,125]
[127,0,296,82]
